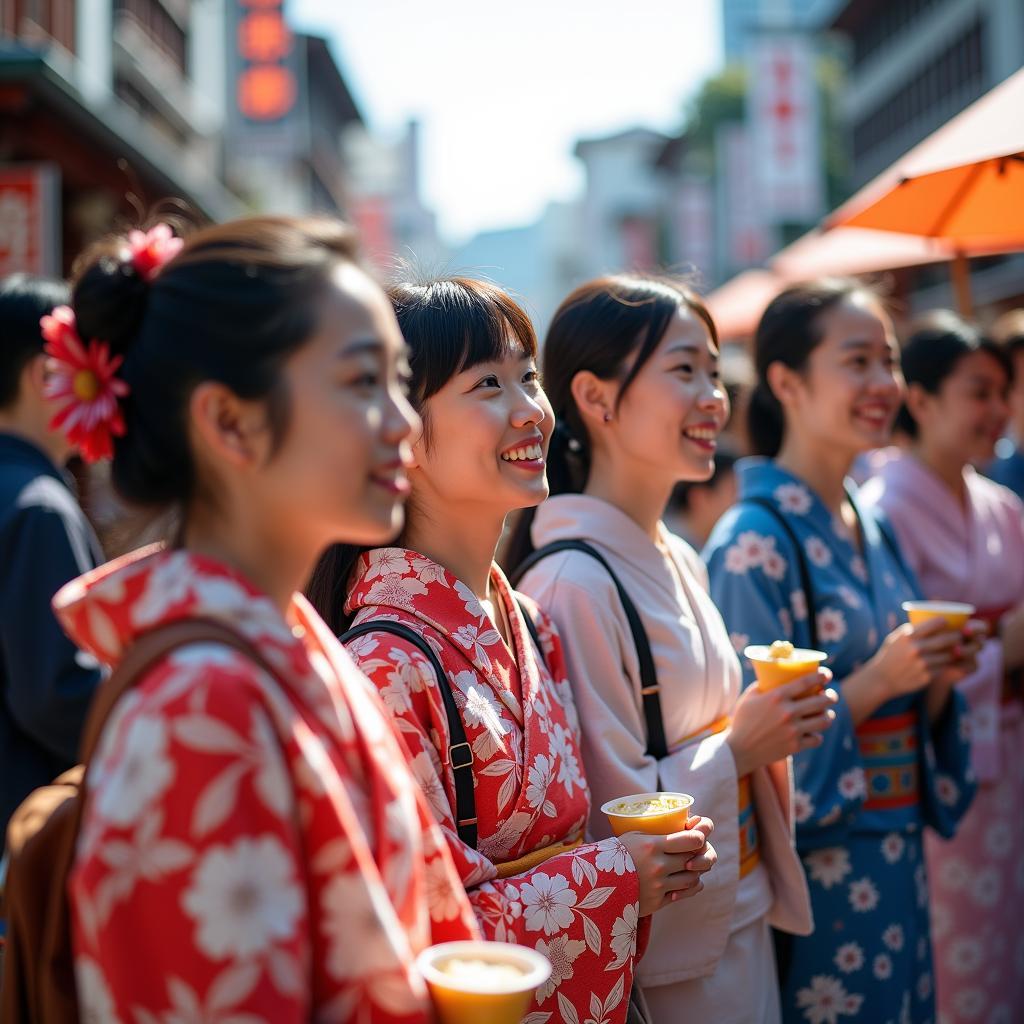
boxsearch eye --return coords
[523,367,540,384]
[671,363,694,375]
[475,374,500,390]
[352,372,380,389]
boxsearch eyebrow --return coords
[664,343,703,357]
[839,338,888,351]
[338,336,384,358]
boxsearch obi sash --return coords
[855,711,919,811]
[494,835,584,879]
[677,714,760,879]
[973,605,1022,704]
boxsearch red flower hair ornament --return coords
[40,223,182,462]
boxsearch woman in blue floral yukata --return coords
[704,279,982,1024]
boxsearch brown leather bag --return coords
[0,618,276,1024]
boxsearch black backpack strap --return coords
[341,620,477,849]
[512,540,668,760]
[742,497,819,649]
[514,596,548,672]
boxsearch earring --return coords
[603,411,612,423]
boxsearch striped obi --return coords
[855,711,919,811]
[676,714,760,879]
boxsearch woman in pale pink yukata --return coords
[862,311,1024,1023]
[509,275,836,1024]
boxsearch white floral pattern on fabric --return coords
[344,549,645,1023]
[57,548,481,1024]
[795,974,864,1023]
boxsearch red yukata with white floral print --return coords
[53,546,480,1024]
[345,548,649,1024]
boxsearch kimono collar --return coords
[345,548,537,720]
[53,545,317,692]
[531,493,681,601]
[737,457,865,543]
[870,451,974,531]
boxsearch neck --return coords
[183,505,314,616]
[402,499,503,599]
[584,448,675,542]
[911,439,967,501]
[774,431,853,512]
[0,417,66,467]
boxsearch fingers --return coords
[684,841,717,873]
[683,815,714,839]
[774,673,824,700]
[791,691,837,716]
[659,877,704,909]
[662,828,712,855]
[798,730,826,751]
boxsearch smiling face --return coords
[249,262,420,551]
[609,306,730,486]
[410,343,553,517]
[776,294,903,460]
[910,349,1010,466]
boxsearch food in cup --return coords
[901,600,975,629]
[600,791,694,836]
[744,642,829,691]
[417,941,551,1024]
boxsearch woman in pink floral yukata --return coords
[307,277,718,1024]
[49,218,482,1023]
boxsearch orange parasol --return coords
[825,68,1024,315]
[705,269,784,340]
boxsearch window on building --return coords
[852,0,945,69]
[852,15,985,166]
[115,0,188,74]
[9,0,75,52]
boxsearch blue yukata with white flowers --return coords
[704,459,975,1024]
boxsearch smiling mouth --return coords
[501,442,544,463]
[683,426,718,446]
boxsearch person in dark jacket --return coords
[0,274,103,837]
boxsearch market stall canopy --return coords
[771,227,956,280]
[706,269,783,340]
[824,67,1024,251]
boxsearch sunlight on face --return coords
[411,343,554,516]
[613,306,730,486]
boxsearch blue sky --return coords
[290,0,724,242]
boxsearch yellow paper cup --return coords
[744,644,829,691]
[902,601,975,630]
[600,792,695,837]
[417,941,551,1024]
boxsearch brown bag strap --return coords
[79,618,280,766]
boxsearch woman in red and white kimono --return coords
[308,277,718,1024]
[48,219,479,1023]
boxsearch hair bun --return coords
[70,234,155,359]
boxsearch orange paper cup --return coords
[417,941,551,1024]
[600,792,695,837]
[744,644,829,691]
[902,601,975,630]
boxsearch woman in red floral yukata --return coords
[48,219,481,1023]
[307,277,718,1024]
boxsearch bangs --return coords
[390,277,537,407]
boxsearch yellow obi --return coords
[494,835,584,879]
[676,713,760,880]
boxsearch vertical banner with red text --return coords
[747,32,824,223]
[0,164,60,276]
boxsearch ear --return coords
[570,370,618,430]
[765,360,804,410]
[23,352,49,401]
[903,381,933,426]
[188,381,272,469]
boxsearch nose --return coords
[511,384,549,429]
[697,376,729,416]
[383,383,421,445]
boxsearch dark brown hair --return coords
[306,276,537,633]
